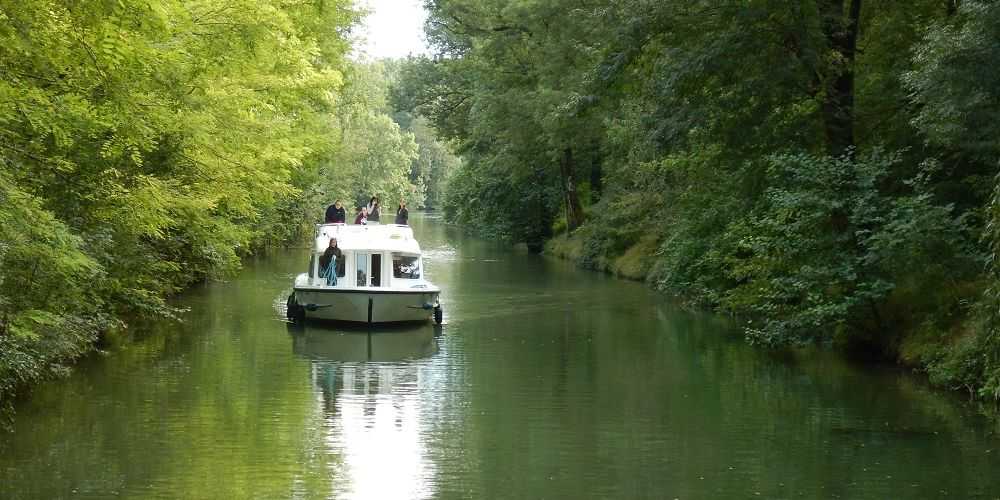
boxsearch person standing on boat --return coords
[319,238,343,285]
[366,196,380,223]
[325,200,346,224]
[395,201,409,225]
[354,206,368,225]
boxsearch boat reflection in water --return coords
[289,324,442,499]
[291,323,439,362]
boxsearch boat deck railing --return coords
[314,223,416,245]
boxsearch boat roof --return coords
[313,223,422,254]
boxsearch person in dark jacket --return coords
[324,200,346,223]
[366,196,380,222]
[395,201,409,225]
[318,238,343,284]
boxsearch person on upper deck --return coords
[366,196,380,223]
[319,238,343,285]
[354,206,368,225]
[324,200,346,224]
[395,201,409,225]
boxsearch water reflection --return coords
[290,324,440,500]
[290,324,439,362]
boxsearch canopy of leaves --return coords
[0,0,423,420]
[396,0,1000,397]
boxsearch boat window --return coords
[392,254,421,279]
[356,253,368,287]
[309,253,316,278]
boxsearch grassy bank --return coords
[544,230,658,282]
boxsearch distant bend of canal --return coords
[3,212,1000,499]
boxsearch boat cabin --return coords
[307,223,427,290]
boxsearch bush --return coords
[0,174,109,428]
[720,150,980,348]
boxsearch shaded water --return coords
[3,213,1000,499]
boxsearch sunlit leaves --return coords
[0,0,368,416]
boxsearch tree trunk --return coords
[560,147,585,231]
[819,0,862,155]
[945,0,959,16]
[590,153,603,204]
[526,167,549,253]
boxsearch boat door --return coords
[355,253,383,287]
[371,254,382,287]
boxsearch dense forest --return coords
[392,0,1000,399]
[0,0,456,423]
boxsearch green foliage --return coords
[0,173,100,319]
[644,150,756,308]
[0,0,420,419]
[905,1,1000,161]
[0,171,108,425]
[722,151,977,347]
[402,116,460,209]
[400,0,1000,398]
[443,156,560,245]
[393,0,609,243]
[902,0,1000,399]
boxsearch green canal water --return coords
[2,213,1000,499]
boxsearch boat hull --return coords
[292,288,439,323]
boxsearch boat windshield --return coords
[393,254,421,279]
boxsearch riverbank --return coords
[543,231,658,282]
[0,266,231,430]
[0,318,100,429]
[543,224,997,401]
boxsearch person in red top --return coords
[353,206,368,225]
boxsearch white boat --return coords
[286,223,442,324]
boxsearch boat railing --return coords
[314,223,415,241]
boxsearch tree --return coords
[0,0,421,421]
[397,0,997,397]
